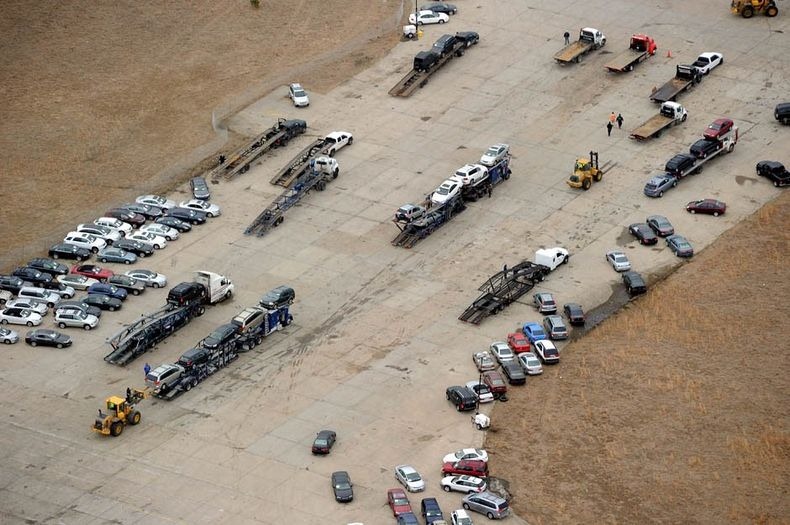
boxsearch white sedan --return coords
[5,299,48,316]
[57,274,99,291]
[518,351,543,375]
[141,223,179,241]
[179,199,221,218]
[480,143,509,167]
[465,380,494,404]
[605,250,631,272]
[441,475,487,494]
[489,341,515,364]
[124,269,167,288]
[394,465,425,492]
[443,448,488,464]
[0,307,43,327]
[430,178,461,205]
[692,52,723,75]
[127,231,167,250]
[136,194,176,210]
[0,326,19,344]
[409,10,449,25]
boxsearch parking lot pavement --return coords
[1,1,788,523]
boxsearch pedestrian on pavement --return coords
[487,184,493,198]
[616,113,624,129]
[564,31,570,45]
[503,264,508,275]
[609,112,616,125]
[144,362,151,377]
[606,121,613,136]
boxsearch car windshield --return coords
[335,481,350,490]
[615,255,627,262]
[393,497,409,505]
[485,148,499,156]
[293,89,306,97]
[533,328,545,336]
[314,439,327,446]
[527,358,540,366]
[436,186,450,195]
[405,472,421,481]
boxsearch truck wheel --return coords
[185,381,192,391]
[767,6,778,16]
[129,410,141,425]
[594,172,602,181]
[741,6,754,17]
[110,421,124,436]
[197,306,205,316]
[582,179,591,190]
[681,114,687,122]
[316,180,326,191]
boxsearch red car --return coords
[482,370,507,398]
[441,459,489,478]
[105,208,146,228]
[686,199,726,216]
[387,488,412,516]
[506,332,531,353]
[703,118,733,140]
[71,264,114,282]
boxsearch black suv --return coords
[259,286,295,310]
[0,275,32,294]
[455,31,479,48]
[622,271,647,296]
[664,153,697,177]
[432,34,458,56]
[446,386,477,411]
[177,347,210,371]
[201,323,239,350]
[689,138,722,159]
[27,258,69,276]
[168,282,206,306]
[414,50,440,72]
[756,160,789,187]
[775,102,790,124]
[501,361,527,385]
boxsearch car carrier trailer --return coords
[604,34,657,72]
[650,65,702,103]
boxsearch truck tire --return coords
[767,6,778,17]
[332,168,339,179]
[681,114,687,122]
[275,216,284,226]
[316,180,326,191]
[741,5,754,17]
[129,410,141,425]
[197,306,205,316]
[110,421,124,436]
[594,172,602,182]
[582,179,591,190]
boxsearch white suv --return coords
[453,164,489,185]
[63,231,107,253]
[288,83,310,107]
[54,310,99,330]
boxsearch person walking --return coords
[487,183,493,198]
[564,31,570,45]
[606,121,614,137]
[616,113,624,129]
[609,112,616,125]
[143,362,151,377]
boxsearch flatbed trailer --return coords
[458,261,550,324]
[208,118,306,182]
[629,102,687,141]
[554,27,606,64]
[650,65,702,103]
[153,305,292,401]
[604,34,657,72]
[389,41,467,97]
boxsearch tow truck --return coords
[650,65,703,103]
[553,27,606,64]
[604,34,657,73]
[104,271,234,365]
[208,118,307,182]
[629,102,688,141]
[245,156,340,237]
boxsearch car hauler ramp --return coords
[458,262,549,324]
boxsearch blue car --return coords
[97,247,138,265]
[643,172,678,198]
[87,283,128,301]
[522,322,547,343]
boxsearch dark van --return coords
[177,347,210,370]
[664,153,697,177]
[432,34,458,56]
[413,50,440,72]
[167,282,206,306]
[259,286,295,310]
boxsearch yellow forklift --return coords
[567,151,610,190]
[92,387,147,437]
[731,0,779,17]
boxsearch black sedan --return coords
[628,223,658,245]
[563,303,585,325]
[56,301,102,318]
[108,275,146,296]
[689,138,722,159]
[312,430,337,454]
[119,202,164,219]
[114,239,154,258]
[105,208,146,227]
[81,294,123,312]
[0,275,32,294]
[165,207,207,225]
[49,243,92,261]
[25,329,72,348]
[646,215,674,237]
[420,2,457,14]
[331,471,353,502]
[155,216,192,232]
[12,267,53,285]
[27,258,69,276]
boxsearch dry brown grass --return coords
[488,192,790,524]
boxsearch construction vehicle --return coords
[208,118,307,182]
[630,102,688,141]
[567,151,615,190]
[650,65,703,103]
[152,302,292,400]
[731,0,778,17]
[245,156,340,237]
[458,261,550,324]
[553,27,606,64]
[604,34,657,73]
[269,132,351,188]
[104,271,234,365]
[389,36,472,97]
[92,388,147,437]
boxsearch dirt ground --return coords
[488,191,790,524]
[0,0,402,268]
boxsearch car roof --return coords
[698,51,720,58]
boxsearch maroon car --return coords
[387,488,413,516]
[105,208,146,228]
[482,370,507,399]
[703,118,734,140]
[441,459,489,478]
[686,199,726,216]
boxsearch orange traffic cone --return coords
[666,49,672,58]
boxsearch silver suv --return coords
[54,310,99,330]
[543,315,568,340]
[462,491,510,519]
[145,364,185,393]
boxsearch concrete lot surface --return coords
[1,1,788,523]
